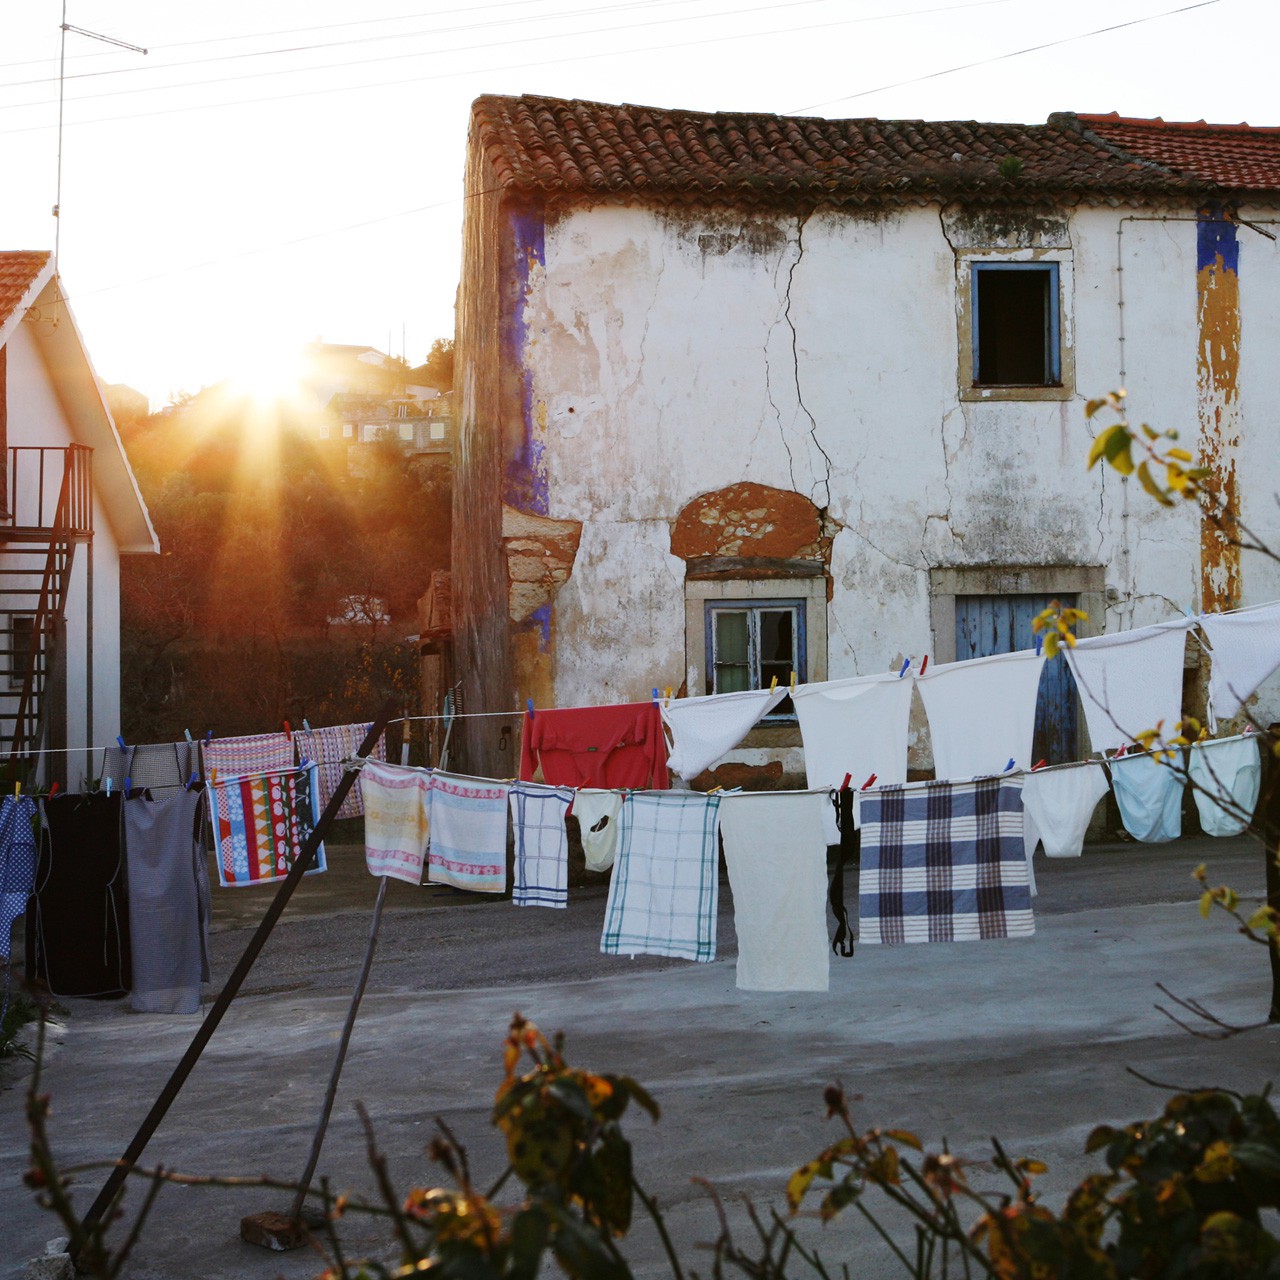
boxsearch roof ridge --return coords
[1077,111,1280,135]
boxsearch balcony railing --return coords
[3,445,93,535]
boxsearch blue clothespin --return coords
[183,729,193,743]
[186,772,199,791]
[117,735,127,751]
[1004,758,1016,772]
[526,698,535,719]
[898,658,911,679]
[205,730,213,743]
[1035,634,1043,656]
[303,718,311,732]
[105,777,112,796]
[124,775,132,793]
[652,687,661,703]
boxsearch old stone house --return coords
[452,97,1280,782]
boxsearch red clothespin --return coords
[566,792,575,818]
[1031,758,1047,771]
[919,654,929,675]
[48,781,59,797]
[840,773,852,792]
[283,719,292,741]
[862,773,877,790]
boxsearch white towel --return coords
[793,671,914,843]
[1200,601,1280,726]
[573,790,624,872]
[361,760,432,885]
[916,650,1045,781]
[509,782,573,907]
[1022,762,1109,859]
[1065,619,1193,753]
[1109,751,1184,843]
[1187,734,1261,837]
[661,687,787,781]
[427,772,511,894]
[719,791,830,992]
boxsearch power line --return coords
[0,0,1019,130]
[788,0,1223,114]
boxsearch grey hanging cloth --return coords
[828,789,858,957]
[123,787,210,1014]
[101,742,195,793]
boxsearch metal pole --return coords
[286,873,389,1223]
[79,703,396,1237]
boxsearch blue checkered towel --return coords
[858,776,1033,944]
[509,782,573,908]
[601,791,722,962]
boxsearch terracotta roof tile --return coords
[471,96,1280,211]
[1076,113,1280,191]
[0,251,51,331]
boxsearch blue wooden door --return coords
[955,594,1079,765]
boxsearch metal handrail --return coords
[4,445,93,534]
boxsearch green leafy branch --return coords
[1085,390,1211,508]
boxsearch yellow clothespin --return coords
[13,781,20,797]
[769,675,778,692]
[664,686,673,706]
[708,785,723,794]
[211,767,219,786]
[790,670,797,690]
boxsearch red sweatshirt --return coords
[519,701,669,790]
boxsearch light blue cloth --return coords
[1110,752,1184,843]
[0,795,38,963]
[1188,735,1261,837]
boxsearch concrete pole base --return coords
[239,1210,324,1251]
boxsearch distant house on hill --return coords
[451,95,1280,781]
[0,250,159,785]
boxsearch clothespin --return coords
[1004,758,1016,772]
[205,730,213,744]
[708,785,723,794]
[840,773,852,792]
[565,792,575,818]
[898,658,910,679]
[1032,758,1047,771]
[211,767,219,786]
[790,670,797,690]
[105,777,112,796]
[652,688,661,704]
[48,781,58,798]
[664,686,672,706]
[526,698,535,720]
[186,772,199,791]
[13,780,20,797]
[919,654,929,675]
[303,718,312,732]
[124,776,132,793]
[117,735,127,751]
[862,773,877,790]
[183,729,193,743]
[283,720,292,741]
[1035,634,1043,656]
[769,675,778,692]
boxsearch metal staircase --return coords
[0,445,93,784]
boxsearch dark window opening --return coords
[706,600,806,718]
[972,263,1060,387]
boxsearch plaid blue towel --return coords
[859,776,1033,944]
[601,791,722,962]
[509,782,573,908]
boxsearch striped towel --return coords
[361,760,432,884]
[858,776,1033,945]
[509,782,573,908]
[209,764,326,888]
[601,791,722,962]
[427,772,511,894]
[203,732,294,779]
[294,723,387,820]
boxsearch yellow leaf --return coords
[1042,631,1060,659]
[1200,891,1213,918]
[1167,447,1193,462]
[1137,460,1174,506]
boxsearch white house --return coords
[0,251,158,785]
[451,98,1280,783]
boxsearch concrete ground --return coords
[2,834,1278,1279]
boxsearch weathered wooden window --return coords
[971,262,1060,386]
[706,600,804,717]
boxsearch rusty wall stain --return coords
[670,482,826,561]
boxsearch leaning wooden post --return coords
[79,703,396,1240]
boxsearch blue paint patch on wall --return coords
[1197,205,1240,276]
[517,602,553,652]
[503,209,549,515]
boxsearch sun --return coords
[224,340,310,410]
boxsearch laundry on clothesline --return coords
[28,792,131,997]
[520,701,669,790]
[572,788,625,872]
[1022,762,1110,859]
[858,775,1033,945]
[916,649,1045,781]
[0,794,37,966]
[427,771,511,894]
[1199,601,1280,726]
[1187,734,1260,838]
[101,740,195,793]
[660,686,787,782]
[202,730,295,779]
[509,782,574,908]
[294,722,387,820]
[600,791,721,962]
[209,763,326,888]
[1065,619,1193,754]
[360,759,432,885]
[123,787,210,1015]
[1109,750,1184,843]
[720,789,830,991]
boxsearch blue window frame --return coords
[704,599,806,718]
[971,262,1061,387]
